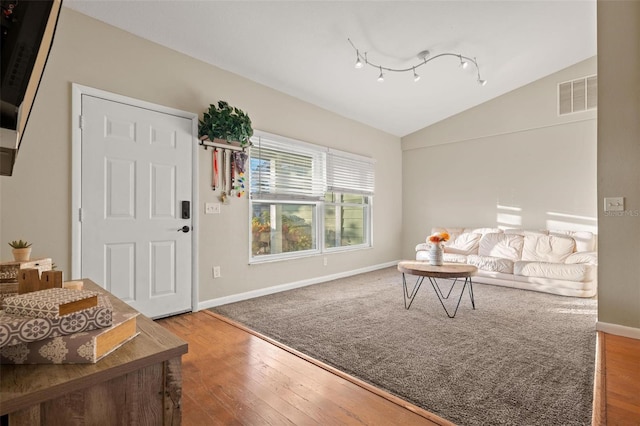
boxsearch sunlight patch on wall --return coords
[496,204,522,229]
[546,211,597,233]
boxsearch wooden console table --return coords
[0,279,188,425]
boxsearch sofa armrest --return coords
[565,251,598,266]
[416,243,430,251]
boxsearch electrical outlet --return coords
[213,266,221,278]
[205,202,221,214]
[323,257,328,266]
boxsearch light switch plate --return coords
[205,202,221,214]
[604,197,624,212]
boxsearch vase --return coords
[12,247,31,262]
[429,243,443,266]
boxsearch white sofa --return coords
[415,227,597,298]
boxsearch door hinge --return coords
[79,115,84,129]
[78,208,83,222]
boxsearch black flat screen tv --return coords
[1,0,62,176]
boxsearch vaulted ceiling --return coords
[64,1,597,137]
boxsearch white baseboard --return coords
[596,321,640,340]
[197,260,399,311]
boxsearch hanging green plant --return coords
[198,101,253,147]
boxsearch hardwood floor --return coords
[157,311,451,426]
[595,331,640,425]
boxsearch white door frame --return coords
[71,83,199,313]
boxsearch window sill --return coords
[249,244,372,265]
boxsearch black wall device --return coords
[181,201,190,219]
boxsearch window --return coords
[324,148,373,251]
[251,202,317,256]
[324,192,370,249]
[249,131,374,262]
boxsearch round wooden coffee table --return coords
[397,261,478,318]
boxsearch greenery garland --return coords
[198,101,253,147]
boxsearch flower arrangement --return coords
[428,232,450,244]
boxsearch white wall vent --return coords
[558,75,597,115]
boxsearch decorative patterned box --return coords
[3,288,99,319]
[0,308,139,364]
[0,295,113,348]
[0,282,19,306]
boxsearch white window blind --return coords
[250,133,325,200]
[327,149,375,195]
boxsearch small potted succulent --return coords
[8,239,32,262]
[198,100,253,147]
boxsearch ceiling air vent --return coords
[558,75,597,115]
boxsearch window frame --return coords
[323,192,372,252]
[248,130,374,264]
[250,199,322,262]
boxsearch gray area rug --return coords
[211,267,596,425]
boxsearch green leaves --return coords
[198,100,253,147]
[8,240,31,248]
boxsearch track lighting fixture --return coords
[459,55,469,69]
[413,67,420,82]
[349,38,487,86]
[355,50,363,69]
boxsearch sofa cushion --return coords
[503,229,549,236]
[431,227,466,247]
[522,234,575,263]
[416,250,429,262]
[514,261,595,282]
[467,254,514,274]
[478,233,524,261]
[470,227,503,236]
[550,231,596,252]
[416,248,468,264]
[415,243,430,252]
[443,253,468,264]
[443,232,482,255]
[565,251,598,265]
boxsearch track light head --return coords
[355,50,363,69]
[377,66,384,82]
[478,78,487,86]
[413,67,420,82]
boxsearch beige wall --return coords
[401,58,598,259]
[0,8,402,303]
[597,0,640,330]
[4,5,636,330]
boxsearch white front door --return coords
[80,94,193,318]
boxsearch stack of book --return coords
[0,287,139,364]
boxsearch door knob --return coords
[178,225,191,233]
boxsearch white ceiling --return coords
[63,1,597,137]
